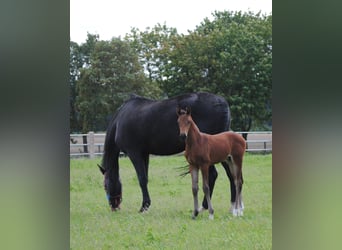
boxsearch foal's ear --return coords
[98,164,106,175]
[176,107,181,116]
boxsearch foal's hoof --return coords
[232,208,243,217]
[209,214,214,220]
[192,210,199,219]
[198,206,207,213]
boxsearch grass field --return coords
[70,153,272,249]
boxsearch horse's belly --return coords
[149,145,184,155]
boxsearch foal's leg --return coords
[201,166,214,220]
[201,165,218,211]
[190,166,200,219]
[234,155,244,216]
[230,154,244,216]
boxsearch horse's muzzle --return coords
[109,194,122,211]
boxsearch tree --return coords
[70,33,99,132]
[76,38,162,132]
[71,11,272,134]
[126,23,178,84]
[70,41,82,132]
[144,11,272,133]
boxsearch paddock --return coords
[70,153,272,249]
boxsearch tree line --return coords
[70,11,272,133]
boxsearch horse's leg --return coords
[190,166,199,219]
[201,165,218,211]
[144,155,150,179]
[143,155,151,211]
[128,152,151,212]
[221,160,236,213]
[201,165,214,220]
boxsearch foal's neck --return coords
[186,119,202,147]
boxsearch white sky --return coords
[70,0,272,44]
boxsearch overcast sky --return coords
[70,0,272,44]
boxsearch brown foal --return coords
[177,107,246,219]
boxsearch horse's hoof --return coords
[209,214,214,220]
[139,207,149,213]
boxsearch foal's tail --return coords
[176,164,190,177]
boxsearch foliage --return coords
[126,11,272,132]
[70,33,99,132]
[126,23,178,85]
[70,154,272,249]
[75,37,162,132]
[173,11,272,132]
[70,11,272,133]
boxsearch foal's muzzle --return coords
[179,133,187,141]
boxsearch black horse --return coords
[98,92,236,212]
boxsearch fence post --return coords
[264,141,267,154]
[88,131,95,159]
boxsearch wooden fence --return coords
[70,131,272,158]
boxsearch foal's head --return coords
[176,107,192,141]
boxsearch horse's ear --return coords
[98,164,105,175]
[186,107,191,115]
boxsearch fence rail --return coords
[70,131,272,158]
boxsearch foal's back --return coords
[206,131,246,164]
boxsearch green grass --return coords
[70,154,272,249]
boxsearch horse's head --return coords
[98,164,122,211]
[176,106,192,141]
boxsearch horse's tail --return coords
[220,96,231,132]
[213,93,231,132]
[101,116,120,173]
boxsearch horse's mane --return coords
[127,93,155,102]
[113,94,154,116]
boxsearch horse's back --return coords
[178,92,230,134]
[112,92,230,155]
